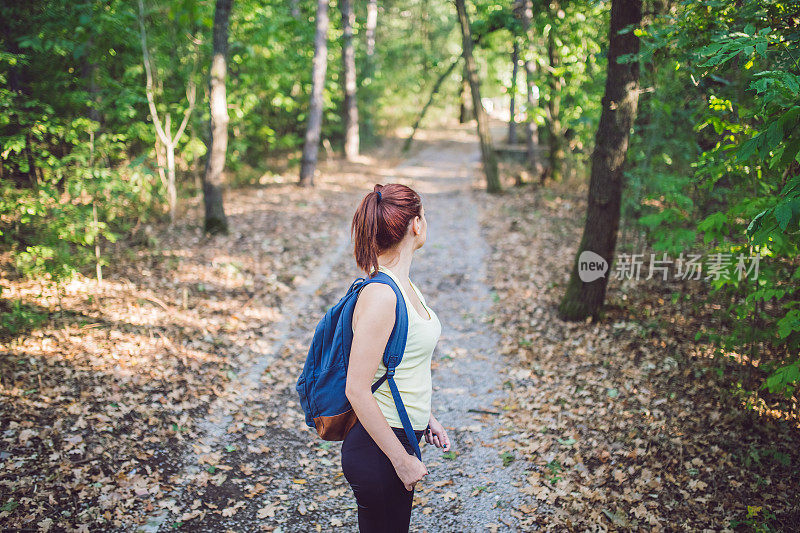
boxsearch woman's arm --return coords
[345,282,428,491]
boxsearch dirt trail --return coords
[142,126,534,532]
[388,130,534,532]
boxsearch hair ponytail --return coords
[351,183,422,277]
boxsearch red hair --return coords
[351,183,422,278]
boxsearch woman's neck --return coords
[378,247,413,282]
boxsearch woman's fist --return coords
[393,454,428,491]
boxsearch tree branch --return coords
[137,0,168,144]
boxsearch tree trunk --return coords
[557,0,642,321]
[524,61,541,176]
[508,41,519,145]
[137,0,197,223]
[299,0,330,187]
[459,63,472,124]
[360,0,378,143]
[455,0,500,193]
[164,116,177,222]
[544,11,564,184]
[365,0,377,59]
[340,0,359,160]
[154,137,168,208]
[203,0,232,235]
[519,0,540,176]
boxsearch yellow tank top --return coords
[365,265,442,430]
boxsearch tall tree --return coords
[365,0,377,60]
[543,1,565,184]
[299,0,330,187]
[340,0,359,160]
[507,41,519,144]
[137,0,198,223]
[455,0,500,193]
[557,0,642,320]
[203,0,232,235]
[518,0,541,177]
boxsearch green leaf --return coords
[779,175,800,197]
[746,209,768,237]
[697,211,727,239]
[777,310,800,339]
[763,360,800,396]
[0,500,19,513]
[780,106,800,128]
[774,200,795,231]
[500,451,515,466]
[765,121,784,152]
[736,136,759,162]
[778,136,800,169]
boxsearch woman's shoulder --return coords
[352,281,397,334]
[355,281,397,312]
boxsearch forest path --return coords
[144,125,535,532]
[383,128,535,533]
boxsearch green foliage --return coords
[545,459,563,485]
[0,0,168,283]
[764,359,800,398]
[0,499,19,513]
[728,504,779,533]
[623,0,800,402]
[0,121,159,282]
[519,1,607,163]
[500,451,515,466]
[372,1,463,128]
[0,297,49,338]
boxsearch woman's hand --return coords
[393,454,428,491]
[425,414,451,452]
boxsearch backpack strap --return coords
[384,356,423,460]
[356,272,422,461]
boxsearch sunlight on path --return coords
[389,128,536,532]
[138,226,354,532]
[139,126,538,532]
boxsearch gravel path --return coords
[389,131,532,532]
[140,127,533,532]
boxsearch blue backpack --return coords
[295,271,423,460]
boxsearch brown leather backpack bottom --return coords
[314,409,359,441]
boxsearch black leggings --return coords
[341,419,425,533]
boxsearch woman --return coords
[343,183,452,533]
